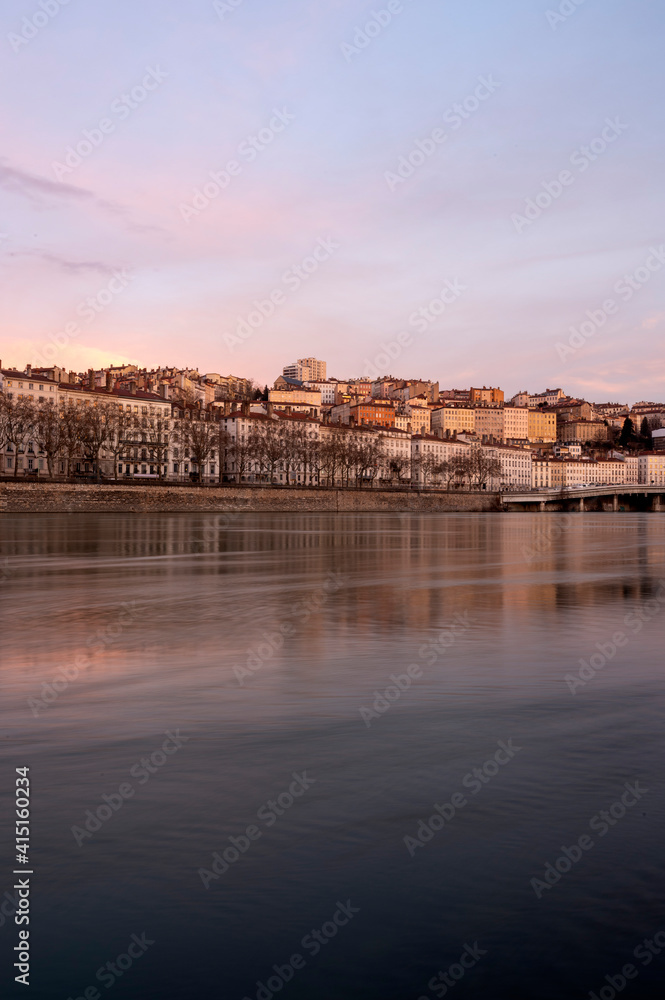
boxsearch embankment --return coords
[0,482,501,514]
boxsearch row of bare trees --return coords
[0,394,505,488]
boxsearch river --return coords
[1,512,664,999]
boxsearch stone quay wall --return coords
[0,482,502,514]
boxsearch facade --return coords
[473,406,504,442]
[470,386,504,404]
[283,358,327,382]
[303,380,338,405]
[529,388,565,408]
[0,368,59,404]
[432,406,475,437]
[503,406,529,442]
[638,453,665,484]
[556,419,608,443]
[528,410,557,443]
[483,444,532,491]
[349,399,396,428]
[532,457,552,489]
[268,388,322,417]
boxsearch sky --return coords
[1,0,664,403]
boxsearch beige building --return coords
[528,410,557,443]
[639,453,665,484]
[532,457,553,489]
[283,358,327,382]
[556,419,608,443]
[473,406,504,442]
[0,367,59,405]
[268,388,322,417]
[503,406,529,441]
[432,406,475,437]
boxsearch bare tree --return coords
[388,455,411,484]
[34,401,64,478]
[0,395,34,479]
[215,423,232,484]
[229,424,260,483]
[59,402,85,478]
[467,449,503,490]
[182,414,217,483]
[254,420,285,483]
[80,403,112,480]
[106,408,136,480]
[320,433,347,487]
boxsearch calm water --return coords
[1,512,664,1000]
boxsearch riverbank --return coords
[0,482,501,513]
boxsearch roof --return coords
[1,368,59,384]
[59,384,167,402]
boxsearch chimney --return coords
[130,380,137,395]
[88,368,94,390]
[241,401,250,416]
[26,364,31,376]
[266,402,274,417]
[68,371,76,384]
[106,372,113,391]
[159,384,167,398]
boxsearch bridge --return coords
[501,486,665,512]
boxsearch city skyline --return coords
[2,1,664,400]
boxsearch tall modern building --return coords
[283,358,327,382]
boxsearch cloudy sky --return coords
[1,0,664,402]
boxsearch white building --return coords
[638,453,665,485]
[283,358,327,382]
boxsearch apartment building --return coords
[470,386,504,404]
[432,406,475,437]
[349,399,396,428]
[482,444,532,491]
[529,388,565,407]
[473,406,504,441]
[283,358,327,382]
[268,388,322,417]
[503,405,529,441]
[0,367,59,404]
[528,410,557,443]
[638,453,665,485]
